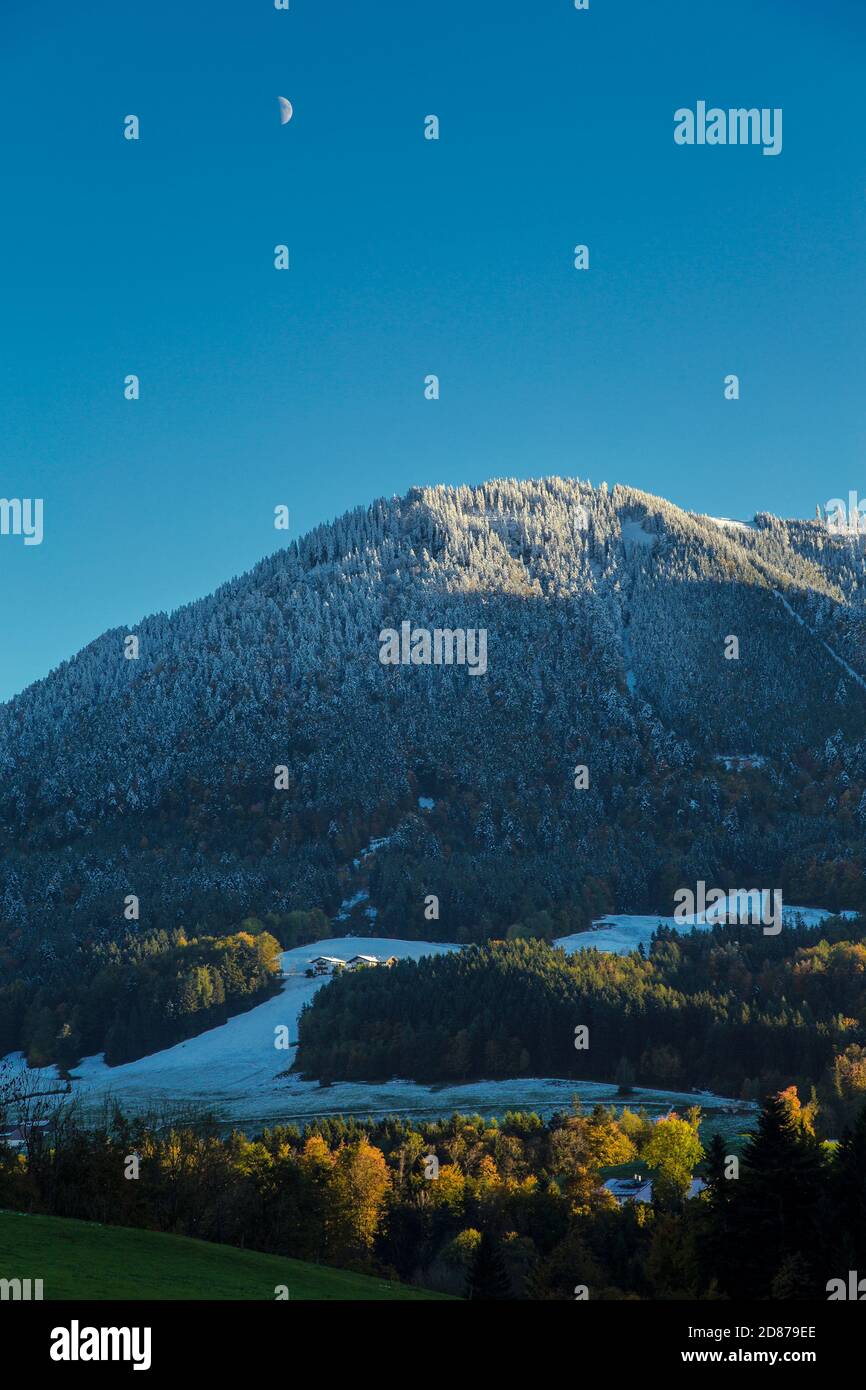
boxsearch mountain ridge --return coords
[3,475,866,957]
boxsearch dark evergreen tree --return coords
[704,1133,729,1198]
[466,1232,512,1300]
[708,1093,826,1299]
[825,1103,866,1272]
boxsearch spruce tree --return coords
[466,1231,512,1300]
[711,1092,825,1298]
[826,1102,866,1272]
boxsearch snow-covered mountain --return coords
[3,476,866,953]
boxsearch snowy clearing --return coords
[620,519,657,549]
[705,516,757,533]
[6,906,852,1130]
[557,902,856,957]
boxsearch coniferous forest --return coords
[292,926,866,1133]
[5,483,866,1068]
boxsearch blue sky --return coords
[1,0,864,701]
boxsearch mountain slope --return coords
[3,476,866,974]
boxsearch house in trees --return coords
[306,956,347,977]
[603,1176,707,1205]
[603,1176,653,1205]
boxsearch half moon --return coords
[278,96,293,125]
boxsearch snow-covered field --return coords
[558,900,855,958]
[7,904,852,1131]
[24,937,457,1127]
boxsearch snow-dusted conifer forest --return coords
[3,476,866,1062]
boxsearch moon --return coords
[278,96,293,125]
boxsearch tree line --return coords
[1,1086,863,1299]
[0,908,336,1070]
[295,923,866,1135]
[0,924,284,1069]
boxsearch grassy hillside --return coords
[0,1210,451,1300]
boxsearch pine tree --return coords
[704,1133,730,1200]
[709,1092,825,1298]
[466,1231,512,1300]
[826,1102,866,1271]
